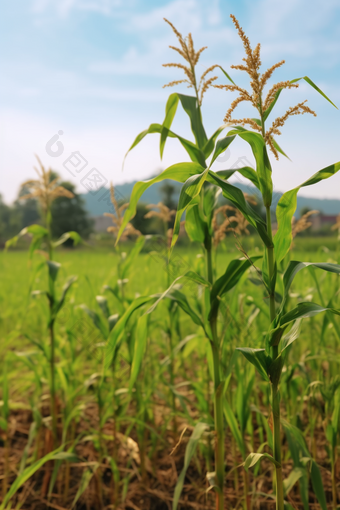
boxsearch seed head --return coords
[163,19,217,105]
[20,155,74,213]
[215,15,317,159]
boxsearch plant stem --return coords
[207,239,224,510]
[266,206,284,510]
[49,319,58,446]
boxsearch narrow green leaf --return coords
[117,162,206,243]
[227,126,273,207]
[291,76,338,109]
[105,296,156,367]
[244,452,280,470]
[224,401,245,458]
[210,256,262,318]
[53,231,82,247]
[173,423,210,510]
[274,162,340,262]
[72,463,99,508]
[237,347,271,382]
[47,260,61,282]
[129,314,148,391]
[171,168,209,249]
[208,170,271,246]
[209,135,235,167]
[217,65,236,85]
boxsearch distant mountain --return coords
[81,179,340,217]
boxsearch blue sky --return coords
[1,0,340,203]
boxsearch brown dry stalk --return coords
[163,19,217,105]
[214,15,317,159]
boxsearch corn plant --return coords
[6,158,79,446]
[112,15,340,510]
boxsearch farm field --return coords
[1,238,340,509]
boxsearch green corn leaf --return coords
[173,422,210,510]
[224,400,246,458]
[120,235,145,279]
[175,93,208,149]
[117,162,206,243]
[236,348,271,382]
[47,260,61,282]
[171,168,209,249]
[209,135,236,167]
[129,314,148,391]
[283,467,304,496]
[208,170,271,246]
[146,279,207,331]
[272,138,290,160]
[281,261,340,309]
[209,256,262,319]
[185,204,206,243]
[0,447,75,510]
[280,320,301,353]
[291,76,337,108]
[96,295,110,319]
[263,76,337,122]
[202,125,227,159]
[105,296,156,367]
[274,162,340,262]
[108,313,119,332]
[72,463,99,508]
[53,231,82,247]
[160,93,180,157]
[79,304,109,339]
[55,276,77,315]
[159,93,208,153]
[124,122,205,167]
[227,126,273,207]
[280,302,340,327]
[5,224,49,254]
[309,460,328,510]
[217,65,236,85]
[243,452,281,470]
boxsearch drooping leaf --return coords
[236,348,271,382]
[210,256,262,319]
[263,75,337,122]
[243,452,280,470]
[281,261,340,309]
[53,231,82,247]
[274,162,340,262]
[117,162,206,243]
[280,302,340,327]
